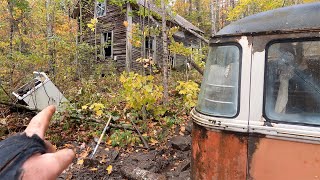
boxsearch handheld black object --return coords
[0,133,46,180]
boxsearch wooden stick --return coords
[69,115,135,131]
[90,115,112,159]
[130,118,149,150]
[0,80,15,102]
[0,101,38,112]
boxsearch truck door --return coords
[248,33,320,180]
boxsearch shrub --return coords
[120,72,165,116]
[176,80,200,109]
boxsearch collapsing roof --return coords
[136,0,206,38]
[218,2,320,36]
[70,0,208,42]
[136,0,208,43]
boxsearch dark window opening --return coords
[145,37,154,57]
[103,32,113,58]
[169,54,175,68]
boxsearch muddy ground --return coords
[0,105,192,180]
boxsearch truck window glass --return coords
[265,40,320,125]
[197,45,241,117]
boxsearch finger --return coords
[25,105,56,139]
[45,140,57,153]
[50,149,75,176]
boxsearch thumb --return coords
[21,149,75,180]
[49,149,75,177]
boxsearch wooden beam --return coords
[188,58,204,75]
[188,29,209,44]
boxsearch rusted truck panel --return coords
[249,137,320,180]
[192,123,247,180]
[192,126,320,180]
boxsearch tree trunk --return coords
[79,0,83,43]
[7,0,15,90]
[188,0,192,16]
[46,0,55,76]
[188,58,204,75]
[94,1,97,64]
[161,0,169,104]
[195,0,201,26]
[126,2,132,72]
[210,0,217,36]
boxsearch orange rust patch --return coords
[191,123,248,180]
[249,137,320,180]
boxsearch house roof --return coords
[136,0,204,34]
[70,0,207,41]
[217,2,320,36]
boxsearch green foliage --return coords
[227,0,282,21]
[81,103,106,117]
[169,41,192,57]
[110,130,141,147]
[176,80,200,109]
[87,18,98,32]
[192,48,206,68]
[173,0,212,35]
[120,72,165,116]
[168,26,193,57]
[227,0,318,21]
[128,23,161,48]
[73,79,105,105]
[109,0,137,7]
[163,116,181,128]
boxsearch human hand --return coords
[21,106,75,180]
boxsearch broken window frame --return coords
[145,36,155,59]
[196,43,242,118]
[96,0,106,17]
[264,38,320,126]
[101,31,113,59]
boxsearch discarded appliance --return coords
[12,72,68,111]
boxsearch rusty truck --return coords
[191,3,320,180]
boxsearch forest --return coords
[0,0,319,179]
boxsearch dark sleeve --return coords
[0,133,46,180]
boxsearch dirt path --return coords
[1,105,192,180]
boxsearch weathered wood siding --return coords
[83,3,127,71]
[131,15,165,71]
[80,2,203,72]
[131,15,145,71]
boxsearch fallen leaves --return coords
[0,118,7,125]
[106,165,113,175]
[90,168,98,171]
[123,21,128,27]
[77,146,90,166]
[149,138,158,146]
[77,159,84,165]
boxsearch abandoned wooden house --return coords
[73,0,207,72]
